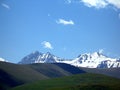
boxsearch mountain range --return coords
[19,51,120,68]
[1,53,120,90]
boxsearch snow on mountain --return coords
[0,57,7,62]
[66,52,120,68]
[35,52,62,63]
[19,51,120,68]
[19,51,62,64]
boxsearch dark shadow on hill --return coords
[28,63,71,78]
[0,69,23,90]
[53,63,86,74]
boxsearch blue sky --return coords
[0,0,120,63]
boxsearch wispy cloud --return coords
[1,3,10,9]
[66,0,120,9]
[41,41,53,49]
[56,19,74,25]
[81,0,108,9]
[65,0,80,4]
[81,0,120,9]
[107,0,120,9]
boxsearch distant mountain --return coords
[19,51,120,68]
[0,57,7,62]
[67,52,120,68]
[19,51,63,64]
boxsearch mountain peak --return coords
[18,51,120,68]
[46,52,52,56]
[42,52,54,59]
[32,51,40,54]
[77,51,104,59]
[91,52,101,58]
[19,51,61,64]
[70,51,120,68]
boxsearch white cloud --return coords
[65,0,81,4]
[107,0,120,9]
[65,0,120,9]
[1,3,10,9]
[80,0,120,9]
[81,0,108,9]
[56,19,74,25]
[41,41,53,49]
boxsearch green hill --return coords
[0,62,85,90]
[1,62,120,90]
[81,67,120,79]
[28,63,86,77]
[0,62,48,90]
[10,73,120,90]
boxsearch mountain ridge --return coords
[19,51,120,68]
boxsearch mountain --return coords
[0,57,7,62]
[68,52,120,68]
[19,51,63,64]
[19,51,120,68]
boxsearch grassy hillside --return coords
[53,63,86,74]
[28,63,86,77]
[0,62,85,90]
[81,67,120,79]
[0,62,48,82]
[10,73,120,90]
[0,62,48,90]
[0,69,22,90]
[1,62,120,90]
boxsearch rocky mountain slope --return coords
[19,51,120,68]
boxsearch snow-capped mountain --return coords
[65,52,120,68]
[19,51,63,64]
[0,57,7,62]
[19,51,120,68]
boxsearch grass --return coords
[10,73,120,90]
[81,67,120,79]
[1,62,120,90]
[0,62,85,90]
[27,63,71,77]
[0,62,48,90]
[0,62,48,83]
[50,84,120,90]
